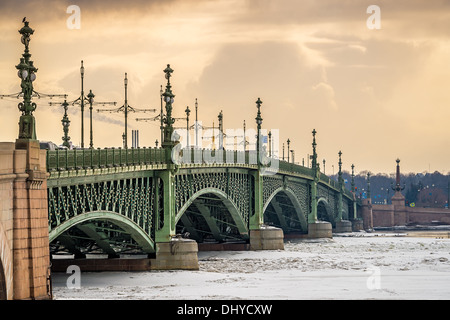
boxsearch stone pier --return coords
[249,226,285,250]
[0,141,51,300]
[150,238,199,270]
[307,221,333,239]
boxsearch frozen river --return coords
[51,232,450,300]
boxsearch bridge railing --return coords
[276,160,354,200]
[46,147,166,171]
[178,148,257,165]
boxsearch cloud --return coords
[311,82,338,111]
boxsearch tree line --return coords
[331,171,450,208]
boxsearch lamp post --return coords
[162,64,176,146]
[72,60,116,148]
[124,74,129,147]
[79,61,85,147]
[160,85,164,144]
[268,131,272,157]
[311,129,317,171]
[195,98,199,148]
[351,164,355,194]
[16,19,38,140]
[323,159,326,174]
[98,73,155,148]
[185,105,190,147]
[218,110,223,150]
[287,139,290,163]
[243,120,247,152]
[61,100,71,148]
[87,90,95,148]
[255,98,263,164]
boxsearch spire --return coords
[392,158,405,192]
[391,158,406,206]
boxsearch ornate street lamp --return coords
[16,19,37,140]
[185,105,190,147]
[255,98,263,164]
[161,64,176,146]
[61,100,71,148]
[87,90,95,148]
[351,164,355,193]
[195,98,199,148]
[160,85,164,144]
[287,138,290,163]
[311,129,317,170]
[79,60,85,147]
[338,151,343,185]
[218,110,223,150]
[268,131,272,157]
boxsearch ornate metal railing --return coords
[45,147,355,200]
[46,147,166,171]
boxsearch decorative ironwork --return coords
[48,177,155,238]
[174,170,253,226]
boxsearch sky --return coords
[0,0,449,175]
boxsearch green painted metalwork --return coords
[46,147,166,171]
[16,19,37,140]
[48,176,156,253]
[49,211,154,254]
[46,144,360,255]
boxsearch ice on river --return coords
[51,233,450,300]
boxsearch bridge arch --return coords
[317,197,335,226]
[49,211,155,255]
[175,188,249,243]
[263,187,308,233]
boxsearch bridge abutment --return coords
[361,199,374,231]
[0,141,51,300]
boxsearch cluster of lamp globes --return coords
[17,68,36,82]
[16,35,37,82]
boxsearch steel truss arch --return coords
[175,187,249,241]
[49,211,155,253]
[263,187,308,233]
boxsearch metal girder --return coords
[49,211,155,253]
[76,223,118,257]
[194,202,224,242]
[179,214,202,240]
[270,197,289,231]
[55,234,85,258]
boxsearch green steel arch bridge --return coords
[46,144,361,258]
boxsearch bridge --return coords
[0,19,368,300]
[45,142,360,256]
